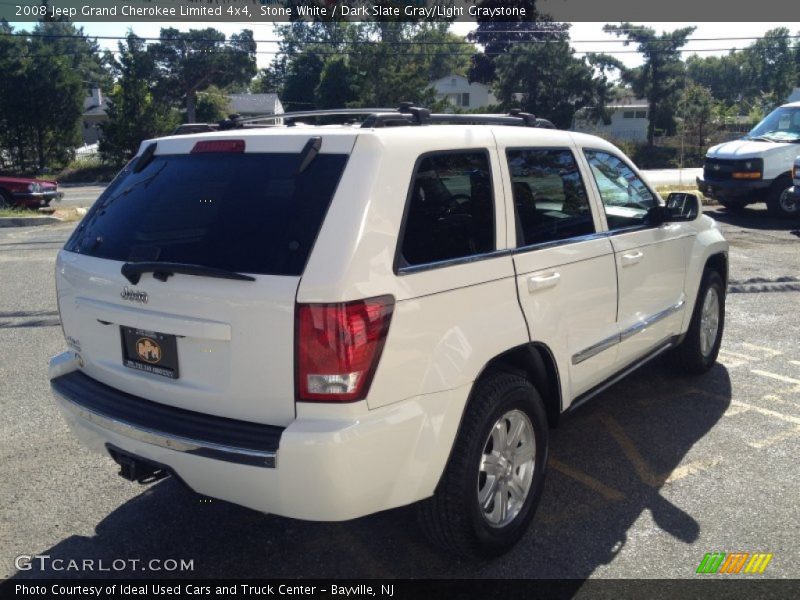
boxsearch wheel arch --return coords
[471,342,563,428]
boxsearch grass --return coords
[0,206,83,222]
[55,157,118,184]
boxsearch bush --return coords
[55,156,118,183]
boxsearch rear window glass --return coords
[65,152,349,276]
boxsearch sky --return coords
[13,21,800,71]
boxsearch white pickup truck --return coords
[49,107,728,557]
[697,101,800,216]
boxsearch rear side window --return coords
[65,151,349,276]
[506,148,595,247]
[399,151,494,267]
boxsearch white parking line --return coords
[751,369,800,387]
[742,343,783,357]
[747,426,800,449]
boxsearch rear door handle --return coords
[527,272,561,292]
[621,251,644,267]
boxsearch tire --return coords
[417,371,549,558]
[670,269,725,375]
[0,189,12,209]
[718,200,747,211]
[765,176,796,217]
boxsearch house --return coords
[430,74,497,111]
[787,88,800,103]
[228,93,284,117]
[572,97,650,142]
[81,87,109,145]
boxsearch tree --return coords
[100,34,178,166]
[466,0,569,84]
[0,20,86,171]
[195,85,231,123]
[604,23,696,146]
[679,82,714,148]
[741,28,795,105]
[151,28,257,123]
[493,41,602,128]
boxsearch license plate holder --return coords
[120,327,179,379]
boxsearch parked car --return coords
[48,107,728,558]
[0,175,63,209]
[697,100,800,216]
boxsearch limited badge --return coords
[136,337,162,364]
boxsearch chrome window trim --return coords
[54,388,278,468]
[571,298,686,365]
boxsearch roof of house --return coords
[229,93,283,115]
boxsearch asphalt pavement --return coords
[0,206,798,580]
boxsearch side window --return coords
[584,150,657,230]
[400,151,494,267]
[506,148,595,247]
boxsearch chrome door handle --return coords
[527,272,561,292]
[621,251,644,267]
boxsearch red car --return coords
[0,175,63,209]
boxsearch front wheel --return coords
[766,176,797,217]
[417,372,548,558]
[670,269,725,374]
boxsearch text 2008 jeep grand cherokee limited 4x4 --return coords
[49,107,728,557]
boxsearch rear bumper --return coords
[697,176,771,203]
[49,351,467,521]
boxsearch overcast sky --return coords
[15,21,800,70]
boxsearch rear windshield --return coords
[65,151,349,276]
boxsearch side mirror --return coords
[664,192,701,222]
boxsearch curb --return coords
[0,216,62,228]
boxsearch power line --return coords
[2,30,799,45]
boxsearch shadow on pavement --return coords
[705,205,800,231]
[11,361,731,580]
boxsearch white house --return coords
[787,87,800,103]
[228,93,284,117]
[572,97,650,142]
[81,86,109,145]
[430,74,497,111]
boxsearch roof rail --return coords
[172,105,556,135]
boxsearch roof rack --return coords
[172,104,556,135]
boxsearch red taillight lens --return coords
[296,296,394,402]
[191,139,245,153]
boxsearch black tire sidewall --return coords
[464,377,549,555]
[689,270,725,370]
[766,176,794,216]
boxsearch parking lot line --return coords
[718,349,760,361]
[750,369,800,387]
[549,458,626,501]
[741,343,783,356]
[747,426,800,449]
[730,401,800,425]
[663,458,723,484]
[597,413,663,487]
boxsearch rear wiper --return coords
[749,136,779,143]
[121,262,256,285]
[295,136,322,175]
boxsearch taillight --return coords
[191,139,245,153]
[794,164,799,180]
[296,296,394,402]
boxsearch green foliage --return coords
[493,41,606,129]
[678,82,714,148]
[99,34,179,166]
[194,85,231,123]
[264,23,473,113]
[0,21,90,172]
[604,23,696,146]
[151,28,257,122]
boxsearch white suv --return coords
[49,107,728,557]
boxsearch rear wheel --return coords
[766,176,796,217]
[670,269,725,374]
[417,371,548,558]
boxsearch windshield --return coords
[65,151,349,276]
[746,107,800,142]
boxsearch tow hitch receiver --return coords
[107,445,170,484]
